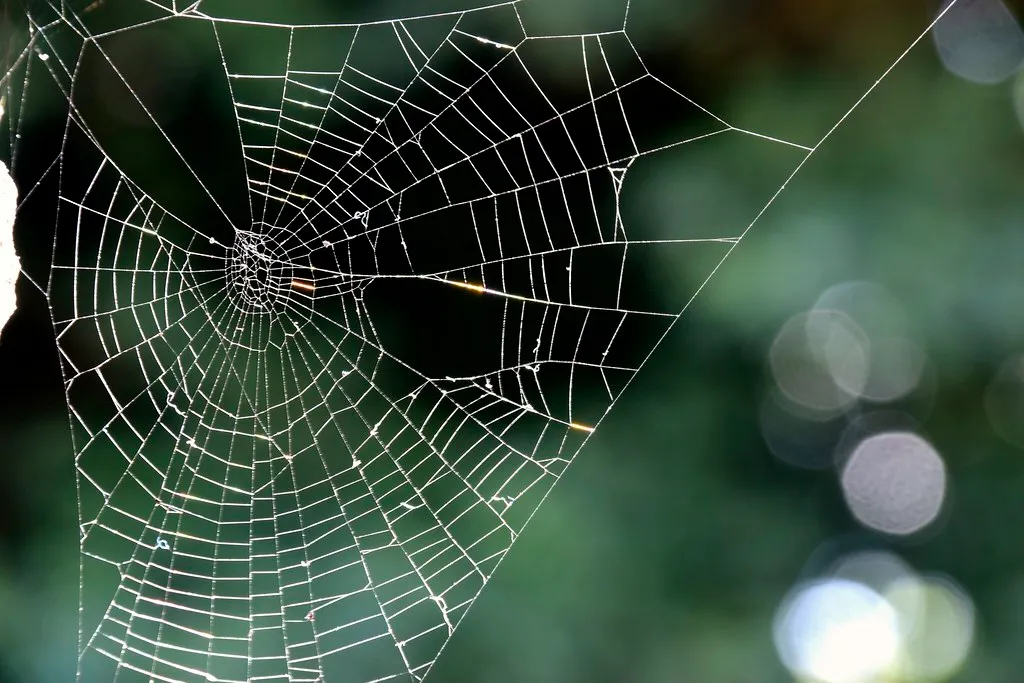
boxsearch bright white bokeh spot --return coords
[984,354,1024,448]
[933,0,1024,84]
[773,579,900,683]
[841,432,947,536]
[787,551,979,682]
[886,575,976,680]
[769,310,868,416]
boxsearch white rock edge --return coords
[0,159,19,337]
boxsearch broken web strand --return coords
[0,0,965,681]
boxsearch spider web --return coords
[0,1,954,681]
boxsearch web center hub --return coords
[228,230,288,312]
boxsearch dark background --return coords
[2,0,1024,681]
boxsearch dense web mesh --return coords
[0,1,951,682]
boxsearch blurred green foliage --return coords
[3,0,1024,681]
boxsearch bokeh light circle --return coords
[769,310,869,416]
[887,575,976,680]
[932,0,1024,85]
[813,282,927,403]
[984,354,1024,449]
[759,388,847,470]
[773,578,900,683]
[841,432,947,536]
[830,550,915,596]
